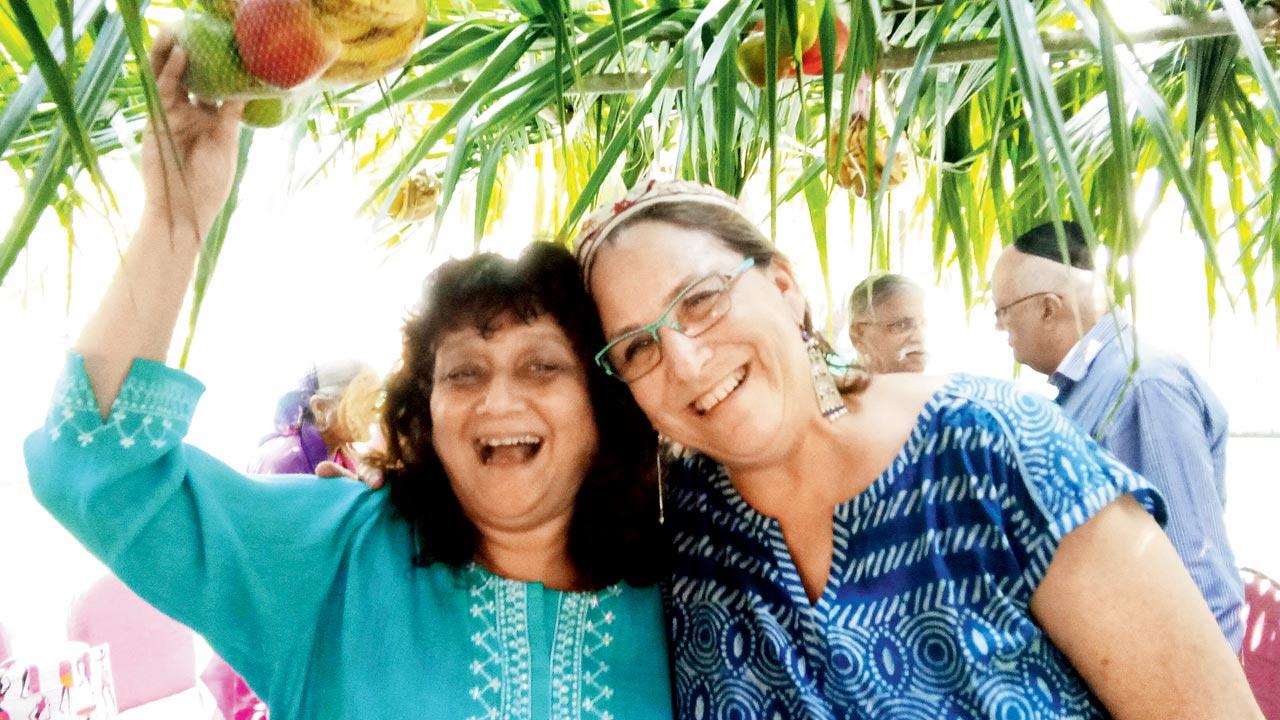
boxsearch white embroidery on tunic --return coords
[468,572,622,720]
[47,367,195,450]
[468,577,531,720]
[551,586,621,720]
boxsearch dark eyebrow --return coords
[608,270,707,338]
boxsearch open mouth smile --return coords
[475,434,544,465]
[693,365,748,415]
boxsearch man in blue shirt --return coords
[990,220,1244,651]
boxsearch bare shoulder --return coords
[863,371,951,409]
[844,373,952,441]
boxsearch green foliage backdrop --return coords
[2,0,1279,333]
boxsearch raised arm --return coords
[1030,496,1261,719]
[76,29,243,418]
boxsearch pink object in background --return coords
[0,643,116,719]
[0,621,12,662]
[1242,567,1280,720]
[200,654,268,720]
[65,574,196,711]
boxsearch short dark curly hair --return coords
[373,242,667,590]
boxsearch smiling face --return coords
[429,314,598,535]
[849,286,928,373]
[588,220,817,469]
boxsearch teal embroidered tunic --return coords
[24,354,674,720]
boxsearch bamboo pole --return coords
[403,6,1280,101]
[881,5,1280,70]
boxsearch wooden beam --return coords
[880,6,1280,70]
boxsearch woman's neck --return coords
[476,516,580,591]
[723,375,927,519]
[727,408,869,518]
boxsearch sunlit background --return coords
[2,0,1278,662]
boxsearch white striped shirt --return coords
[1050,313,1244,650]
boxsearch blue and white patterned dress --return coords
[662,374,1165,720]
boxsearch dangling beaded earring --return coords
[655,449,666,525]
[803,329,849,422]
[654,433,685,524]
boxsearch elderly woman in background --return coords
[248,359,380,475]
[847,272,928,373]
[575,178,1261,719]
[24,32,672,720]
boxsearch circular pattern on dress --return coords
[710,677,767,720]
[976,675,1039,720]
[999,389,1067,482]
[932,694,987,720]
[749,621,798,687]
[981,600,1036,665]
[679,676,715,720]
[872,696,943,720]
[1005,387,1058,436]
[686,601,732,674]
[719,615,757,676]
[757,696,791,720]
[823,623,874,706]
[899,609,966,693]
[956,609,1002,666]
[864,627,912,695]
[1020,652,1068,715]
[667,601,691,650]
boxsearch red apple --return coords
[801,17,848,76]
[234,0,338,89]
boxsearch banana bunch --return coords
[388,170,441,222]
[828,116,910,198]
[312,0,425,85]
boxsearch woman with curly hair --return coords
[24,32,671,720]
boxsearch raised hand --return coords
[140,28,245,243]
[315,461,386,490]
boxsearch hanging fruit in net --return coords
[800,16,847,76]
[241,96,302,127]
[828,74,910,197]
[737,1,822,89]
[174,0,426,126]
[234,0,342,89]
[179,9,271,99]
[314,0,426,86]
[387,170,442,222]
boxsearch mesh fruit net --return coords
[176,0,424,125]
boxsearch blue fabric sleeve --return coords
[968,383,1168,594]
[24,352,385,702]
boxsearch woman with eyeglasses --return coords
[575,179,1261,719]
[23,33,674,720]
[847,273,929,374]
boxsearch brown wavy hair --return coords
[372,242,668,590]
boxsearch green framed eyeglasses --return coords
[595,257,756,382]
